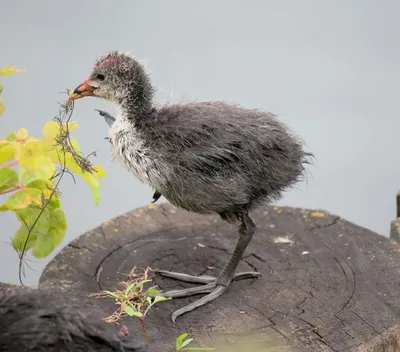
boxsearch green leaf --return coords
[0,96,4,116]
[19,158,56,184]
[16,127,28,140]
[146,287,162,295]
[11,223,37,251]
[0,167,18,192]
[146,297,152,305]
[0,66,26,76]
[124,305,135,316]
[19,140,56,175]
[153,295,171,305]
[11,207,51,252]
[125,283,136,295]
[0,188,42,212]
[26,180,60,209]
[4,131,16,142]
[176,334,188,350]
[181,338,193,349]
[0,83,3,94]
[135,279,152,287]
[104,291,121,300]
[117,291,127,300]
[40,191,46,207]
[64,155,102,204]
[42,120,79,143]
[124,305,143,317]
[41,121,106,204]
[69,137,81,153]
[31,208,67,258]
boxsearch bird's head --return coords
[69,51,151,106]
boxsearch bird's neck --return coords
[117,74,154,125]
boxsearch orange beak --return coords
[68,81,95,101]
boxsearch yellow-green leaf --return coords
[12,207,51,253]
[42,121,60,142]
[91,180,101,205]
[69,137,81,153]
[66,121,79,132]
[123,306,143,317]
[19,157,56,184]
[0,167,18,192]
[26,180,60,209]
[0,83,3,94]
[0,188,42,212]
[48,208,66,246]
[64,153,102,204]
[11,224,37,251]
[18,139,43,170]
[32,208,67,258]
[0,67,26,76]
[42,120,79,143]
[94,165,107,178]
[16,127,28,140]
[4,131,17,142]
[0,141,16,165]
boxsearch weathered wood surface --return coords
[0,282,19,291]
[39,203,400,352]
[390,192,400,242]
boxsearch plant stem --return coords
[139,317,148,341]
[0,186,18,195]
[3,160,19,168]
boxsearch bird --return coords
[68,51,313,322]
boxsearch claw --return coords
[151,191,162,203]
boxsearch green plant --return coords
[90,267,171,339]
[175,333,215,351]
[0,66,105,282]
[103,280,170,319]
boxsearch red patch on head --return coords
[98,57,118,67]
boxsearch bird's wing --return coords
[152,104,258,176]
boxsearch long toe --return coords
[171,285,228,323]
[154,282,216,299]
[156,270,216,284]
[233,271,262,280]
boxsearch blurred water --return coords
[1,0,399,285]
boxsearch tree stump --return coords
[0,283,19,291]
[39,203,400,352]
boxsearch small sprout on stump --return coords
[175,333,215,351]
[90,267,172,340]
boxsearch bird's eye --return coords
[96,74,105,81]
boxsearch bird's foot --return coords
[95,109,116,127]
[153,270,261,322]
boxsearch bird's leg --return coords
[153,213,260,322]
[95,109,116,127]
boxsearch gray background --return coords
[1,0,399,285]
